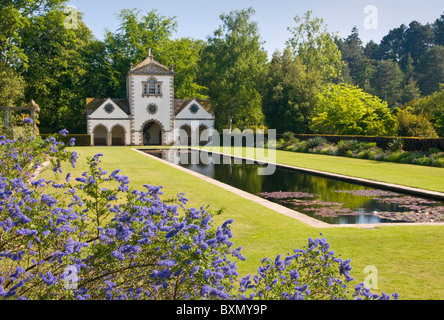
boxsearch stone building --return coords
[86,49,214,146]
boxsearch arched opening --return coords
[93,125,108,146]
[199,125,210,146]
[179,124,192,146]
[143,121,163,145]
[111,125,125,146]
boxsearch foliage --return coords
[287,11,344,83]
[198,7,267,131]
[102,8,177,98]
[276,135,444,168]
[18,9,94,134]
[0,120,398,300]
[311,84,398,136]
[370,60,404,108]
[416,45,444,96]
[0,62,26,106]
[262,48,322,134]
[238,237,395,300]
[0,0,66,66]
[395,109,439,138]
[404,86,444,137]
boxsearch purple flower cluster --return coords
[237,236,398,300]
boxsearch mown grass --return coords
[40,146,444,300]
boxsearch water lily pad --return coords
[258,191,319,199]
[334,189,401,197]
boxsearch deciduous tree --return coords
[311,84,397,136]
[198,7,267,131]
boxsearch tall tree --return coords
[416,45,444,96]
[434,12,444,46]
[160,38,208,100]
[401,21,434,68]
[19,9,94,133]
[337,27,376,91]
[374,24,407,62]
[198,7,267,131]
[287,10,343,83]
[103,9,178,98]
[262,47,322,134]
[0,62,26,106]
[0,0,65,66]
[370,60,404,108]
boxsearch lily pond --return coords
[141,149,444,225]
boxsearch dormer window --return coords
[142,78,162,97]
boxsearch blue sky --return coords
[67,0,444,57]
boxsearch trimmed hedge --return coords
[277,134,444,152]
[40,134,91,146]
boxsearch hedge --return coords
[277,134,444,152]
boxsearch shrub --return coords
[414,156,433,166]
[337,140,361,156]
[396,109,438,138]
[0,119,398,300]
[306,137,328,150]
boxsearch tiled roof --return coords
[86,98,130,115]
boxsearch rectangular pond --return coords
[140,148,444,225]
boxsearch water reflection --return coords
[142,149,444,225]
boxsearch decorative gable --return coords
[130,63,174,76]
[87,98,130,119]
[175,99,214,120]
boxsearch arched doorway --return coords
[143,121,163,145]
[111,125,125,146]
[198,125,210,145]
[179,124,192,146]
[93,125,108,146]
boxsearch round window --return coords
[148,104,158,114]
[190,104,199,114]
[104,103,114,114]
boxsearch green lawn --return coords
[44,146,444,300]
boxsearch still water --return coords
[141,149,444,225]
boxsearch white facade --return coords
[86,49,215,146]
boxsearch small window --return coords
[104,103,114,114]
[142,78,162,96]
[189,104,199,114]
[147,104,158,115]
[149,80,156,95]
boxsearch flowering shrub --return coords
[0,120,399,300]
